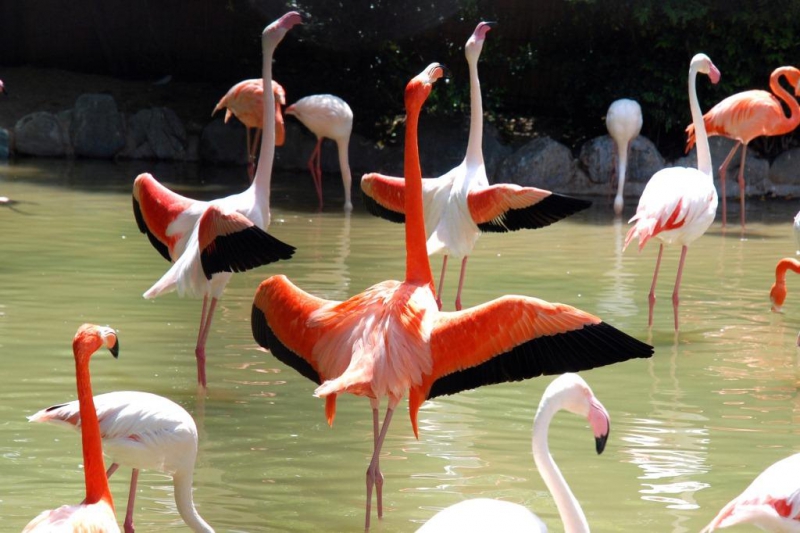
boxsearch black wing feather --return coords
[251,304,321,384]
[132,196,172,262]
[201,227,296,279]
[362,189,406,224]
[478,193,592,233]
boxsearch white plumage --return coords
[606,98,643,216]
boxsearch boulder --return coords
[676,137,768,197]
[0,128,10,159]
[121,107,187,160]
[70,94,126,158]
[14,111,71,157]
[768,148,800,196]
[199,117,248,164]
[493,136,578,192]
[579,135,664,185]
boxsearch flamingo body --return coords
[23,325,121,533]
[361,22,590,310]
[418,373,610,533]
[286,94,354,210]
[252,63,653,530]
[686,67,800,228]
[794,211,800,254]
[29,391,213,532]
[606,98,643,215]
[702,453,800,532]
[132,12,300,387]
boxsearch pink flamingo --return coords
[417,373,610,533]
[213,79,288,181]
[133,12,299,387]
[769,257,800,313]
[361,22,590,311]
[686,66,800,228]
[23,324,121,533]
[702,453,800,531]
[285,94,354,211]
[606,98,643,216]
[30,391,213,533]
[625,53,720,331]
[251,63,653,531]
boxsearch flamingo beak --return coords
[588,397,610,455]
[108,337,119,358]
[595,431,609,455]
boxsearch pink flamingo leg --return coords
[369,399,385,519]
[454,256,468,311]
[307,139,324,211]
[436,256,448,310]
[716,142,740,228]
[648,244,664,327]
[738,143,748,229]
[195,296,218,387]
[124,468,140,533]
[672,245,689,331]
[365,405,395,531]
[247,128,262,183]
[106,462,120,479]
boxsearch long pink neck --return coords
[404,94,434,288]
[74,356,113,507]
[769,68,800,136]
[776,258,800,284]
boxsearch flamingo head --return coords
[406,63,447,110]
[262,11,302,45]
[546,373,610,455]
[691,53,721,85]
[770,281,786,313]
[73,324,119,363]
[784,67,800,97]
[465,21,495,62]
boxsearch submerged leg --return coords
[648,244,664,327]
[738,144,748,230]
[672,245,689,331]
[195,296,218,388]
[365,403,396,531]
[369,398,385,519]
[717,143,740,229]
[436,256,448,311]
[123,468,140,533]
[455,256,469,311]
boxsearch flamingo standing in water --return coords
[29,391,213,533]
[686,66,800,228]
[132,12,300,387]
[251,63,653,531]
[213,79,288,181]
[769,257,800,313]
[417,373,610,533]
[285,94,354,211]
[606,98,643,216]
[361,22,590,311]
[625,53,720,331]
[701,453,800,531]
[23,324,121,533]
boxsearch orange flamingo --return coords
[23,324,121,533]
[686,66,800,228]
[213,79,287,181]
[251,63,653,531]
[769,257,800,312]
[133,12,299,387]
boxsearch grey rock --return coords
[768,148,800,196]
[494,136,577,191]
[579,135,664,186]
[676,137,768,197]
[0,128,9,159]
[70,94,126,158]
[122,107,187,160]
[14,111,71,157]
[199,117,247,164]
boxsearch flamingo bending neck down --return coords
[702,453,800,532]
[686,66,800,229]
[625,53,720,331]
[23,324,121,533]
[606,98,643,216]
[29,391,213,533]
[132,12,300,387]
[285,94,354,211]
[361,22,590,311]
[769,257,800,313]
[213,79,288,182]
[251,64,652,531]
[417,373,609,533]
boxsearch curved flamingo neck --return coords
[776,258,800,283]
[252,37,280,205]
[173,471,214,533]
[404,91,434,288]
[768,68,800,135]
[689,64,713,177]
[464,51,484,167]
[74,354,114,507]
[532,396,589,533]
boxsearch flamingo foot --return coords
[454,297,462,311]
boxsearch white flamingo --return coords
[624,53,720,331]
[417,373,610,533]
[29,391,213,533]
[361,21,590,311]
[606,98,643,216]
[793,210,800,254]
[285,94,354,211]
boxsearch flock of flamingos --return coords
[12,10,800,533]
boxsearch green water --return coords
[1,159,799,532]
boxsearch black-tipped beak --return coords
[440,64,451,81]
[485,21,497,27]
[109,339,119,358]
[595,432,608,454]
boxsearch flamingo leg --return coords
[106,462,120,479]
[248,128,262,184]
[123,468,140,533]
[717,142,741,228]
[365,405,395,531]
[454,256,469,311]
[738,143,748,229]
[648,244,664,327]
[436,256,448,310]
[369,398,384,519]
[307,138,324,211]
[672,245,689,331]
[195,296,218,388]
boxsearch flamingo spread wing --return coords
[361,173,408,223]
[133,173,200,261]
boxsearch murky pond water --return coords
[2,159,799,532]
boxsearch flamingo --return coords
[251,63,653,531]
[132,12,300,387]
[685,66,800,229]
[212,79,287,181]
[285,94,354,211]
[417,373,610,533]
[361,22,591,311]
[625,53,721,331]
[0,79,6,95]
[769,257,800,345]
[23,324,121,533]
[606,98,643,216]
[701,453,800,532]
[29,391,213,533]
